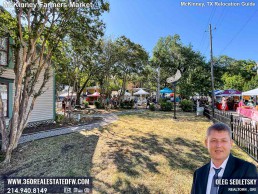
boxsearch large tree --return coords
[94,38,119,99]
[113,36,149,100]
[213,55,257,90]
[152,35,209,98]
[0,1,109,163]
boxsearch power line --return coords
[209,24,215,117]
[219,10,258,56]
[215,7,227,31]
[199,6,217,52]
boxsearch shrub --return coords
[94,101,103,109]
[159,98,168,104]
[180,99,194,112]
[83,101,89,108]
[120,102,125,108]
[55,114,65,123]
[120,100,133,109]
[160,102,172,111]
[56,114,77,124]
[149,103,155,111]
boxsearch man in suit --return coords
[191,123,257,194]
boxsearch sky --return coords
[1,0,257,61]
[102,0,258,61]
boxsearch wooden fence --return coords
[204,106,258,161]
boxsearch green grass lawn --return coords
[0,111,257,194]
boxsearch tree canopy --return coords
[0,0,109,163]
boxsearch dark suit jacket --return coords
[191,154,258,194]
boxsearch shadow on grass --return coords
[92,132,209,193]
[132,111,210,122]
[106,134,209,177]
[0,133,99,178]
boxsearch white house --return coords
[0,36,55,127]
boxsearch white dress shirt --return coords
[206,156,229,194]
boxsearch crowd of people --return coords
[191,96,210,108]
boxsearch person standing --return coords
[221,97,227,111]
[146,98,150,109]
[62,99,66,112]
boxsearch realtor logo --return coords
[64,187,72,193]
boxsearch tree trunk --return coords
[76,92,81,105]
[3,146,12,163]
[157,65,160,103]
[118,76,127,105]
[1,59,51,163]
[76,77,90,105]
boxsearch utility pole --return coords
[157,64,160,103]
[256,62,258,75]
[209,24,215,118]
[173,82,177,119]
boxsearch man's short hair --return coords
[206,123,232,139]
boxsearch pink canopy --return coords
[87,92,100,97]
[217,89,241,96]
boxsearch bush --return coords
[160,102,172,111]
[120,100,134,109]
[159,98,168,104]
[180,99,194,112]
[149,103,155,111]
[94,101,104,109]
[55,114,77,124]
[55,114,65,123]
[83,101,89,108]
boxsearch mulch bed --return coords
[23,117,104,135]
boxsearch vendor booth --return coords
[86,92,100,104]
[237,88,258,121]
[160,87,173,93]
[242,88,258,96]
[160,87,173,98]
[216,89,241,111]
[133,89,149,105]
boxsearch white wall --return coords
[1,67,54,123]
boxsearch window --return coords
[0,82,8,117]
[0,37,8,66]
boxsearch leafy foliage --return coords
[94,101,104,109]
[149,103,156,111]
[120,100,134,109]
[83,101,89,108]
[180,99,193,112]
[243,75,258,91]
[160,102,173,111]
[0,0,109,163]
[152,35,209,98]
[214,56,257,91]
[221,73,245,91]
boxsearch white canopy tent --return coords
[133,89,149,95]
[133,89,149,105]
[123,91,132,100]
[242,88,258,96]
[124,91,132,96]
[58,92,77,98]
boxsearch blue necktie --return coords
[210,167,222,194]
